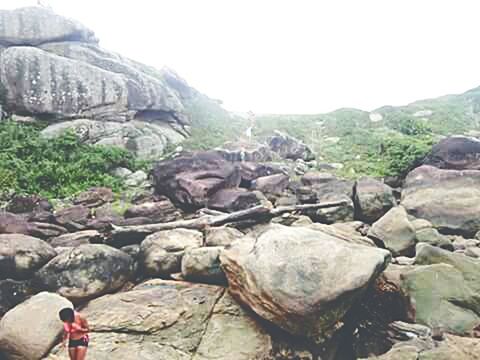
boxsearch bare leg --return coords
[68,347,76,360]
[76,346,87,360]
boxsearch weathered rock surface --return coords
[181,247,226,285]
[140,229,203,277]
[0,212,67,239]
[423,135,480,170]
[251,173,290,197]
[45,280,224,359]
[401,165,480,236]
[354,178,396,223]
[73,187,114,208]
[268,131,314,161]
[0,234,56,280]
[124,198,180,222]
[204,226,244,247]
[35,244,134,302]
[0,7,96,46]
[5,194,51,214]
[220,225,390,343]
[53,204,90,231]
[207,188,265,212]
[368,207,417,256]
[298,173,354,223]
[41,117,185,159]
[363,334,480,360]
[0,292,72,360]
[153,151,241,210]
[48,230,101,248]
[192,292,272,360]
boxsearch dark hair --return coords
[59,308,74,322]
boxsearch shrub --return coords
[0,120,140,198]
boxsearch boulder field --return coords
[1,5,480,360]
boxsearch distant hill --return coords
[185,86,480,179]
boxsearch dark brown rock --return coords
[73,187,114,208]
[252,173,290,196]
[268,131,315,161]
[124,198,180,222]
[54,205,91,231]
[6,195,52,214]
[152,151,241,210]
[207,189,263,213]
[423,136,480,170]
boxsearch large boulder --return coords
[0,212,67,239]
[401,263,480,336]
[401,165,480,236]
[124,198,180,222]
[204,226,245,247]
[354,177,396,223]
[34,244,134,302]
[53,204,90,231]
[0,292,72,360]
[207,188,265,212]
[140,229,203,277]
[368,207,417,256]
[181,247,226,285]
[45,280,224,359]
[0,7,96,46]
[268,131,315,161]
[220,225,390,344]
[251,173,290,198]
[298,172,355,223]
[0,234,56,280]
[48,230,101,248]
[423,136,480,170]
[41,118,185,159]
[152,151,241,210]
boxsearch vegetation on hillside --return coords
[181,86,480,179]
[0,120,141,199]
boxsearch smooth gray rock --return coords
[181,247,226,285]
[0,7,96,46]
[0,292,72,360]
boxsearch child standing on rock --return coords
[59,308,90,360]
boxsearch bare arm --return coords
[80,315,90,332]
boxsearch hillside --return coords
[181,86,480,179]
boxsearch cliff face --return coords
[0,6,223,159]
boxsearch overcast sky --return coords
[2,0,480,114]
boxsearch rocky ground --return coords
[1,5,480,360]
[1,132,480,359]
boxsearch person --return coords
[59,308,90,360]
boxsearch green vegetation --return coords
[180,86,480,179]
[0,120,142,198]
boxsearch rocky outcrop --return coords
[46,280,224,359]
[401,165,480,236]
[35,244,134,302]
[0,6,221,159]
[181,247,226,285]
[152,151,241,210]
[268,131,315,161]
[0,7,96,46]
[0,292,72,360]
[0,234,56,280]
[220,225,390,344]
[140,229,203,277]
[423,136,480,170]
[124,198,180,222]
[354,177,396,223]
[48,229,101,248]
[207,188,266,212]
[368,207,417,256]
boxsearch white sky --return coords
[2,0,480,114]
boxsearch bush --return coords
[0,120,140,198]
